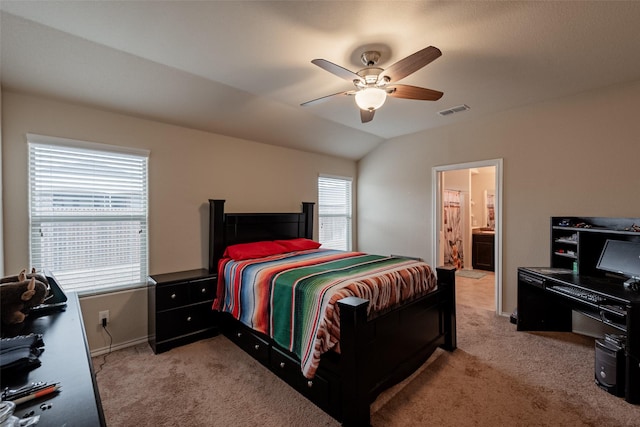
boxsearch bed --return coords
[208,199,456,427]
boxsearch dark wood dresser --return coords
[148,269,218,353]
[0,293,105,426]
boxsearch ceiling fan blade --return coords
[300,90,355,107]
[311,59,364,83]
[360,109,375,123]
[379,46,442,83]
[387,84,443,101]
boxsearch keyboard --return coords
[550,285,606,303]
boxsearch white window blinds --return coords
[318,175,352,251]
[28,135,149,293]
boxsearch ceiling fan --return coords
[301,46,444,123]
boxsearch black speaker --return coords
[595,337,626,397]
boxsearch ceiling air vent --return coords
[438,104,470,116]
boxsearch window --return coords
[28,134,149,294]
[318,175,352,251]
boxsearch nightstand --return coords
[148,268,218,353]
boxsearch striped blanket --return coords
[215,249,437,378]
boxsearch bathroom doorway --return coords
[432,159,503,315]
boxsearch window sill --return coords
[74,282,149,298]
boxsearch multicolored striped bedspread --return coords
[214,249,438,378]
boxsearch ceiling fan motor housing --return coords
[360,50,381,66]
[355,67,385,88]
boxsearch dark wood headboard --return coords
[208,199,315,273]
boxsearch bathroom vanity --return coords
[472,229,495,271]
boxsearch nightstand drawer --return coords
[156,284,189,311]
[156,303,214,341]
[188,277,216,303]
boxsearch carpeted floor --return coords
[94,304,640,426]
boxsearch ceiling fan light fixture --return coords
[304,46,443,122]
[355,87,387,111]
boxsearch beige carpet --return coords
[94,304,640,426]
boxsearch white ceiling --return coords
[2,1,640,160]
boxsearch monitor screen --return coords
[597,239,640,279]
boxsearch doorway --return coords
[431,159,503,315]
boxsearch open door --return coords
[432,159,503,315]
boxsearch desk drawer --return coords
[517,269,572,332]
[519,272,545,289]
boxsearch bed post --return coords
[301,202,314,239]
[436,266,457,350]
[208,199,226,274]
[338,296,370,427]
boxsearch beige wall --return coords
[357,79,640,315]
[2,90,356,353]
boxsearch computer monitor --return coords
[597,239,640,288]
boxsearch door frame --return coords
[431,158,504,315]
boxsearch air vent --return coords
[438,104,470,116]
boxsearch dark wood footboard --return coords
[338,266,456,426]
[209,199,456,426]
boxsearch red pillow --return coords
[275,238,322,251]
[223,241,287,260]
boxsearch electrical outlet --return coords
[99,310,110,326]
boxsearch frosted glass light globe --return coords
[355,88,387,111]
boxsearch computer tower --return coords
[595,336,626,397]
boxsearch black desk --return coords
[1,293,106,426]
[517,267,640,403]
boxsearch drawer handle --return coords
[279,362,285,369]
[201,288,206,293]
[237,332,242,338]
[254,344,260,351]
[307,381,313,388]
[187,316,192,322]
[171,293,177,300]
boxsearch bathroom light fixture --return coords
[354,87,387,111]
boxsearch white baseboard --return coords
[90,336,149,357]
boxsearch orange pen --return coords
[12,384,60,405]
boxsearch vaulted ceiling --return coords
[2,1,640,160]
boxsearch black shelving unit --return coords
[551,217,640,275]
